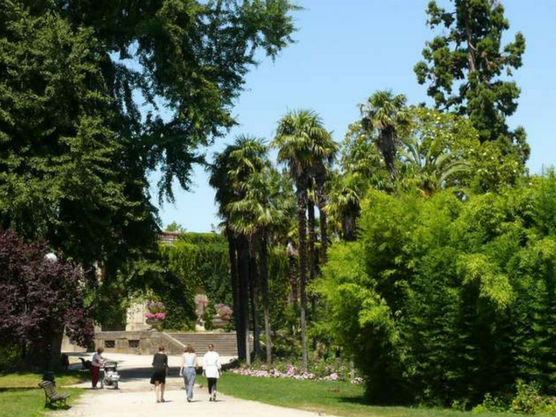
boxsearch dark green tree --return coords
[414,0,528,161]
[359,90,411,181]
[272,109,332,370]
[0,0,297,356]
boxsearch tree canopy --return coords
[0,229,94,367]
[415,0,528,162]
[320,172,556,404]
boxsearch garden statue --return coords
[194,290,209,332]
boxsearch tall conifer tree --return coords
[415,0,528,162]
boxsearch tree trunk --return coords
[380,128,397,181]
[315,173,329,264]
[308,197,318,316]
[464,4,477,73]
[343,204,360,242]
[237,235,251,365]
[249,235,262,360]
[308,197,317,282]
[287,242,299,308]
[297,183,309,371]
[260,232,272,365]
[227,232,245,360]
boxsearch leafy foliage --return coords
[0,230,94,362]
[320,172,556,404]
[158,233,231,330]
[415,0,528,161]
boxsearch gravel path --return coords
[56,353,337,417]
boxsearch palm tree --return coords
[327,173,362,241]
[226,136,269,361]
[228,168,295,364]
[400,135,471,196]
[272,109,333,370]
[360,90,411,181]
[209,135,268,364]
[209,146,247,362]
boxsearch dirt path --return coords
[57,353,338,417]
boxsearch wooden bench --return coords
[38,381,71,408]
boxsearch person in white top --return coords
[179,345,198,402]
[202,344,221,402]
[91,347,105,389]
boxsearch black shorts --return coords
[150,368,167,384]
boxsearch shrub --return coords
[319,172,556,405]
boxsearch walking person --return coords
[179,345,198,402]
[90,347,105,389]
[202,344,221,402]
[150,345,168,403]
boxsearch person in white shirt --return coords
[202,344,221,402]
[179,345,198,402]
[91,347,105,389]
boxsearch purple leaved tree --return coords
[0,229,94,370]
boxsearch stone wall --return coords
[94,330,185,356]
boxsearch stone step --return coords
[168,332,242,356]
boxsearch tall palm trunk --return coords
[297,182,309,371]
[344,202,360,242]
[227,232,245,360]
[260,232,272,364]
[380,127,397,180]
[249,234,262,360]
[237,235,251,365]
[308,197,318,317]
[287,242,298,308]
[308,197,317,282]
[315,172,329,263]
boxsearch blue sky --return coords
[151,0,556,232]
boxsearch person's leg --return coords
[160,383,165,401]
[186,368,195,400]
[155,381,160,402]
[207,378,215,394]
[213,378,218,401]
[91,366,99,388]
[183,373,188,392]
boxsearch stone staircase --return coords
[168,332,245,356]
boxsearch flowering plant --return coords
[215,303,233,320]
[146,301,166,321]
[146,312,166,320]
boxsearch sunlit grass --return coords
[207,373,509,417]
[0,371,86,417]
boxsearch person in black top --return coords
[150,345,168,403]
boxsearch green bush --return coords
[319,172,556,405]
[472,380,556,414]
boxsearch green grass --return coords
[204,373,508,417]
[0,371,86,417]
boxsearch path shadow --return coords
[336,396,370,405]
[0,387,38,392]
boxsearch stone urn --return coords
[211,316,228,330]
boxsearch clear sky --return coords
[151,0,556,232]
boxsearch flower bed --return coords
[229,364,362,384]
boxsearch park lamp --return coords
[44,252,58,263]
[43,252,58,384]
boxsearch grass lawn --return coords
[202,373,508,417]
[0,371,87,417]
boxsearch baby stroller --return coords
[100,361,120,389]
